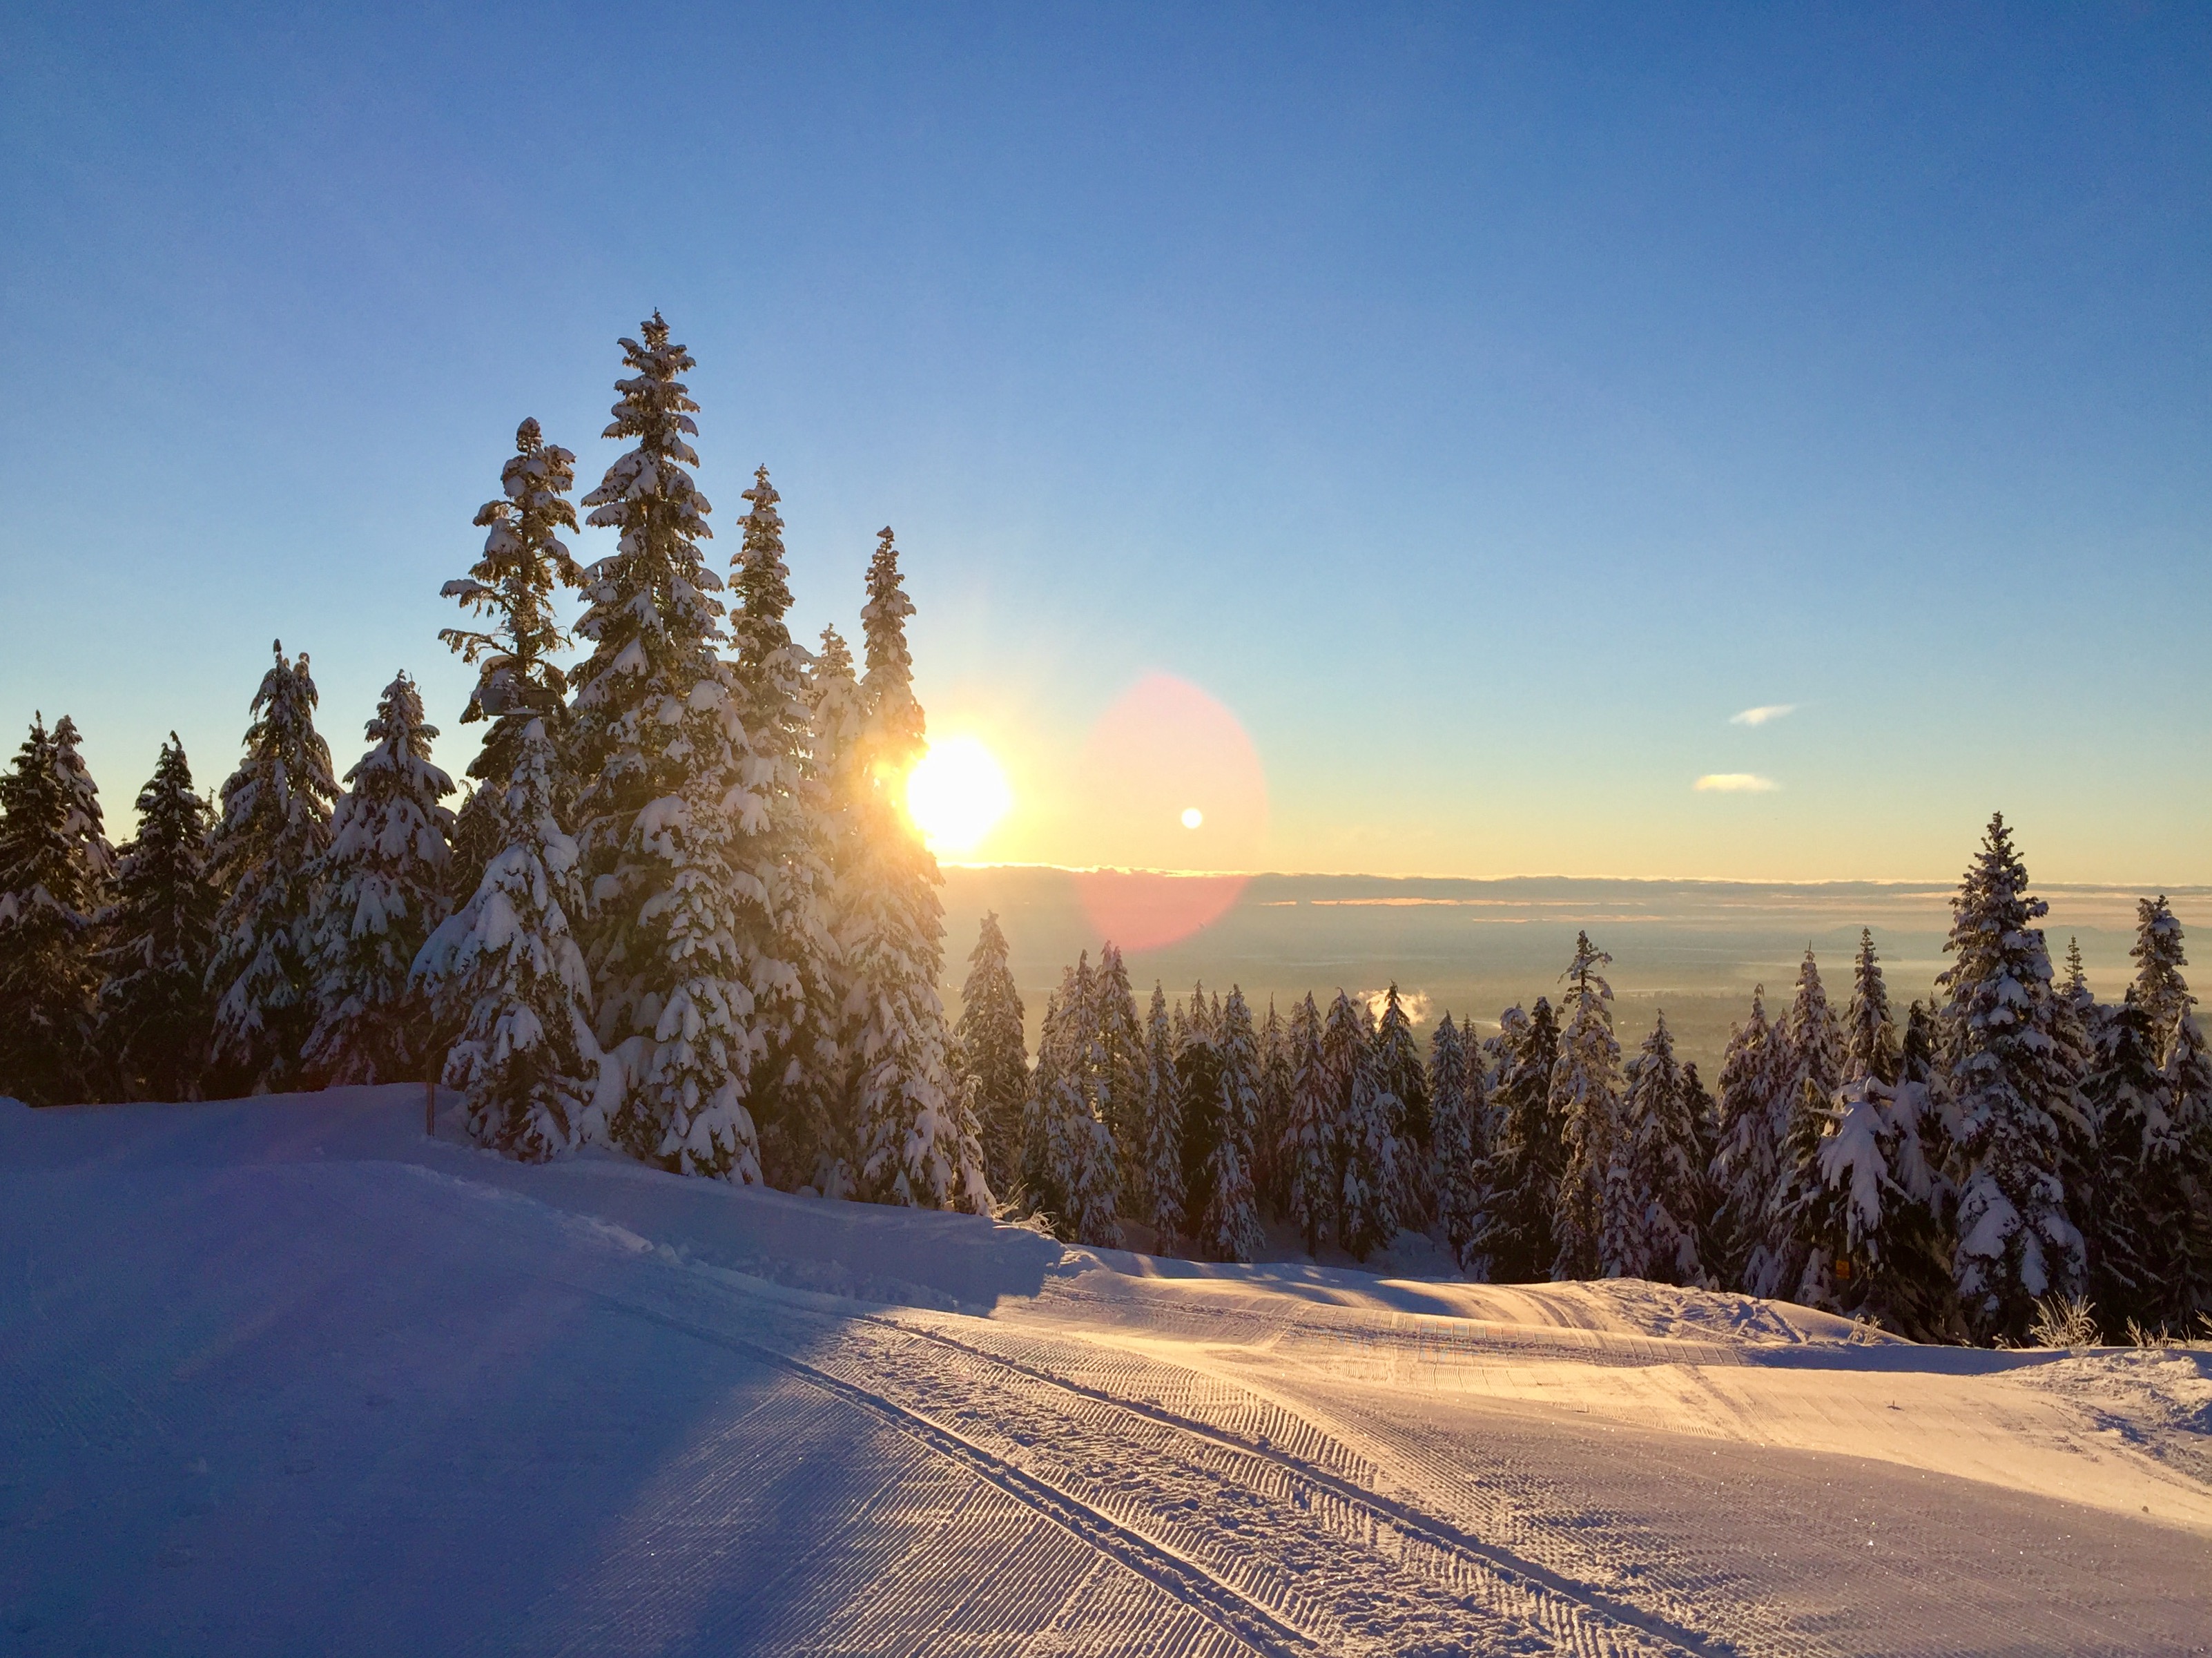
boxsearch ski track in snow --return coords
[3,1086,2209,1657]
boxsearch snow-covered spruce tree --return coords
[1843,929,1899,1088]
[302,673,455,1086]
[1199,988,1265,1262]
[846,527,987,1211]
[0,715,113,1103]
[1025,958,1120,1244]
[1705,988,1780,1294]
[2079,990,2179,1336]
[1549,932,1625,1280]
[953,911,1029,1201]
[2164,1008,2212,1324]
[1142,981,1185,1240]
[1283,992,1334,1255]
[1759,947,1846,1297]
[1332,989,1400,1260]
[1096,943,1148,1203]
[566,314,760,1180]
[413,716,599,1161]
[1474,998,1562,1283]
[95,736,219,1101]
[442,418,583,907]
[1614,1012,1705,1286]
[1680,1058,1715,1203]
[2131,896,2191,1054]
[206,644,338,1096]
[1176,983,1225,1239]
[802,625,868,1190]
[1372,982,1431,1229]
[726,469,841,1186]
[1936,813,2084,1344]
[1428,1013,1484,1272]
[1255,999,1294,1219]
[1022,987,1071,1220]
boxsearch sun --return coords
[904,734,1012,856]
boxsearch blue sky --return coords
[3,3,2205,882]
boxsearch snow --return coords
[3,1086,2207,1656]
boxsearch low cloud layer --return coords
[1694,773,1780,793]
[1729,703,1798,727]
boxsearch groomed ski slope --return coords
[3,1088,2206,1657]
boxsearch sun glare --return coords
[904,735,1012,856]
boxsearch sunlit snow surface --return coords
[3,1088,2206,1656]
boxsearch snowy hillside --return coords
[3,1088,2207,1657]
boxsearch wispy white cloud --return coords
[1729,703,1798,727]
[1694,773,1780,794]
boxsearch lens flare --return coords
[904,735,1011,856]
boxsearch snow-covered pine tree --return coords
[1759,947,1846,1296]
[1705,987,1779,1294]
[301,673,455,1086]
[2131,896,2191,1052]
[2078,990,2177,1336]
[1096,943,1148,1204]
[2164,1007,2212,1324]
[1614,1011,1705,1286]
[441,418,583,907]
[1843,929,1899,1088]
[1022,987,1071,1220]
[1473,998,1562,1282]
[1371,982,1431,1229]
[954,911,1028,1200]
[565,316,761,1181]
[0,715,113,1103]
[1332,989,1399,1260]
[1549,932,1624,1280]
[1428,1013,1484,1272]
[1680,1059,1716,1233]
[1143,981,1185,1240]
[206,644,338,1095]
[413,715,599,1161]
[1024,957,1120,1244]
[95,736,219,1101]
[1176,983,1225,1239]
[1936,813,2084,1344]
[1283,992,1333,1255]
[1199,988,1265,1262]
[726,468,841,1184]
[1254,999,1294,1219]
[801,625,868,1191]
[846,528,987,1211]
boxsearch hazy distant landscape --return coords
[944,867,2207,1071]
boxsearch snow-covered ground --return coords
[3,1089,2206,1656]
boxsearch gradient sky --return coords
[3,3,2206,884]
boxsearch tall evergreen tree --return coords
[846,528,987,1211]
[2078,990,2177,1336]
[1025,961,1120,1244]
[1843,930,1899,1088]
[727,468,841,1184]
[95,736,219,1101]
[2162,1006,2212,1324]
[1332,989,1399,1260]
[802,626,869,1190]
[0,715,112,1103]
[414,717,601,1162]
[1615,1011,1705,1285]
[1176,983,1225,1239]
[1142,981,1185,1240]
[1283,992,1334,1255]
[1254,999,1294,1219]
[207,644,338,1095]
[1095,943,1148,1202]
[1199,988,1265,1262]
[566,316,760,1180]
[1428,1013,1484,1272]
[1474,998,1562,1282]
[302,673,456,1086]
[954,912,1028,1200]
[1371,983,1431,1228]
[1549,932,1624,1280]
[1937,813,2083,1343]
[1706,988,1780,1294]
[442,418,583,905]
[2131,896,2191,1053]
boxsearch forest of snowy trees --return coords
[954,827,2212,1349]
[1,313,2207,1349]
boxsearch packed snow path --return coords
[3,1090,2206,1656]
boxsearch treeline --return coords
[0,314,987,1209]
[953,818,2212,1348]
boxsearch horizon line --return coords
[935,861,2212,894]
